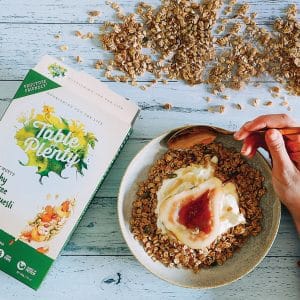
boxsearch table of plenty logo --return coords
[15,105,98,183]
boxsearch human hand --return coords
[234,114,300,233]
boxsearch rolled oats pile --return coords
[250,4,300,95]
[130,143,265,270]
[100,0,222,85]
[98,1,300,95]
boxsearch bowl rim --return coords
[117,125,281,289]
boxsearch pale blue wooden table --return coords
[0,0,299,299]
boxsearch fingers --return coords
[233,121,252,140]
[265,129,295,175]
[289,152,300,170]
[285,134,300,143]
[240,133,265,158]
[234,114,297,140]
[286,139,300,152]
[285,135,300,169]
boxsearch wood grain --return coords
[1,81,299,140]
[0,256,299,300]
[0,0,293,24]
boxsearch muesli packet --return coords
[0,56,139,289]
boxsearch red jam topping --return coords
[178,190,212,233]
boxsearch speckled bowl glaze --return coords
[118,126,281,288]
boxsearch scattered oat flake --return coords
[224,6,233,14]
[75,30,82,37]
[107,64,114,71]
[88,17,95,24]
[251,12,257,19]
[236,103,242,110]
[205,96,212,102]
[54,33,62,40]
[281,100,289,106]
[76,56,83,63]
[252,98,260,107]
[222,95,230,100]
[219,105,225,113]
[59,45,69,51]
[216,25,225,33]
[270,86,280,93]
[163,103,172,110]
[264,101,273,106]
[88,10,101,17]
[95,60,104,69]
[85,32,94,39]
[237,3,250,16]
[221,18,228,25]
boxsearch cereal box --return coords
[0,56,139,289]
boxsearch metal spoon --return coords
[160,125,300,150]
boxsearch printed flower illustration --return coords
[42,105,55,116]
[15,106,98,182]
[48,63,67,78]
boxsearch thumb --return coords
[265,129,294,174]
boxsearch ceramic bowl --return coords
[118,126,281,288]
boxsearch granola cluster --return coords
[130,143,265,270]
[98,1,299,95]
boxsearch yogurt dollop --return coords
[156,158,246,250]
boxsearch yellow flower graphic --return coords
[17,114,27,124]
[15,105,98,182]
[43,105,54,116]
[69,120,85,135]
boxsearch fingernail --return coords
[233,131,240,139]
[241,144,251,156]
[268,129,279,141]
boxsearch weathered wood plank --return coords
[1,81,299,136]
[0,0,295,24]
[1,21,300,82]
[62,196,299,257]
[1,79,300,198]
[0,256,299,299]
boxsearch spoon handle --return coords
[256,127,300,136]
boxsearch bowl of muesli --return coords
[118,125,281,288]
